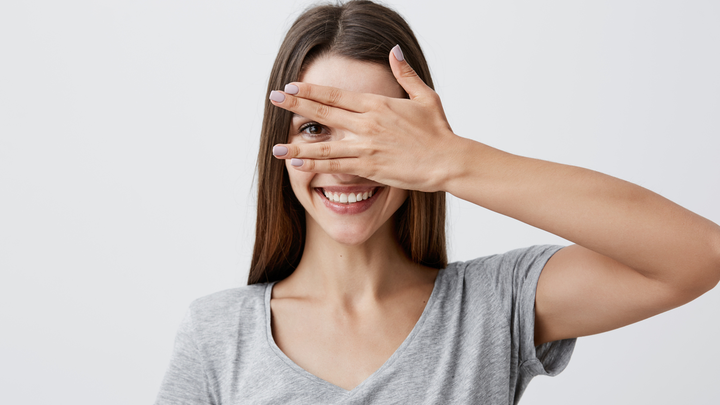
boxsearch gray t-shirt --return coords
[156,245,575,404]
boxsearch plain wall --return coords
[1,0,718,403]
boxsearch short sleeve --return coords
[511,246,576,389]
[155,310,215,405]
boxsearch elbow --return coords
[708,226,720,289]
[671,224,720,303]
[688,224,720,298]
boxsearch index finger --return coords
[283,82,379,113]
[270,90,360,131]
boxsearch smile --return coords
[314,186,383,214]
[321,188,375,204]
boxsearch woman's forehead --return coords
[300,55,404,99]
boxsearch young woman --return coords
[156,1,720,403]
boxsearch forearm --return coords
[444,136,720,293]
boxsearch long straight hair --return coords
[248,0,446,284]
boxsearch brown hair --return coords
[248,0,447,284]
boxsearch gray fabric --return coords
[156,245,575,404]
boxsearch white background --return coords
[1,0,719,404]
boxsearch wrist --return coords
[436,136,485,194]
[423,132,465,193]
[440,137,513,206]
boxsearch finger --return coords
[288,158,360,175]
[283,82,377,113]
[389,44,434,101]
[272,141,357,160]
[269,91,360,131]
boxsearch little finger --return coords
[272,141,358,160]
[288,158,361,176]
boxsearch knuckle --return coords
[315,103,330,119]
[365,121,382,136]
[303,84,315,100]
[327,88,343,105]
[356,119,371,132]
[369,98,386,111]
[287,95,299,109]
[328,160,342,172]
[319,143,332,158]
[401,65,417,79]
[365,140,378,156]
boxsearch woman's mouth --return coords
[314,186,383,214]
[320,187,377,204]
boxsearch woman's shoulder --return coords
[166,284,272,382]
[185,283,269,334]
[448,244,562,271]
[441,245,564,291]
[190,283,267,310]
[431,245,567,336]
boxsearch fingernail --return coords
[269,91,285,102]
[291,158,303,167]
[272,145,288,156]
[284,84,299,95]
[392,44,404,62]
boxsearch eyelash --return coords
[298,122,329,138]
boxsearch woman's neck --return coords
[276,217,434,309]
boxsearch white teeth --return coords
[321,188,377,204]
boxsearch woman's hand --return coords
[268,45,463,192]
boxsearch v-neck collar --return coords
[263,268,445,397]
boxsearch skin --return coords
[268,50,720,391]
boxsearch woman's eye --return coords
[299,122,329,138]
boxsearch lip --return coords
[314,186,384,215]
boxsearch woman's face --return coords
[286,55,408,246]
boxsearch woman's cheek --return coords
[286,160,316,202]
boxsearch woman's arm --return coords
[269,46,720,344]
[445,139,720,344]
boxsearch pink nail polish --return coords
[273,145,288,156]
[284,84,299,95]
[392,44,404,62]
[269,91,285,102]
[291,158,303,167]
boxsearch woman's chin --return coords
[325,228,376,246]
[304,203,400,247]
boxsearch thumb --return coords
[389,44,431,100]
